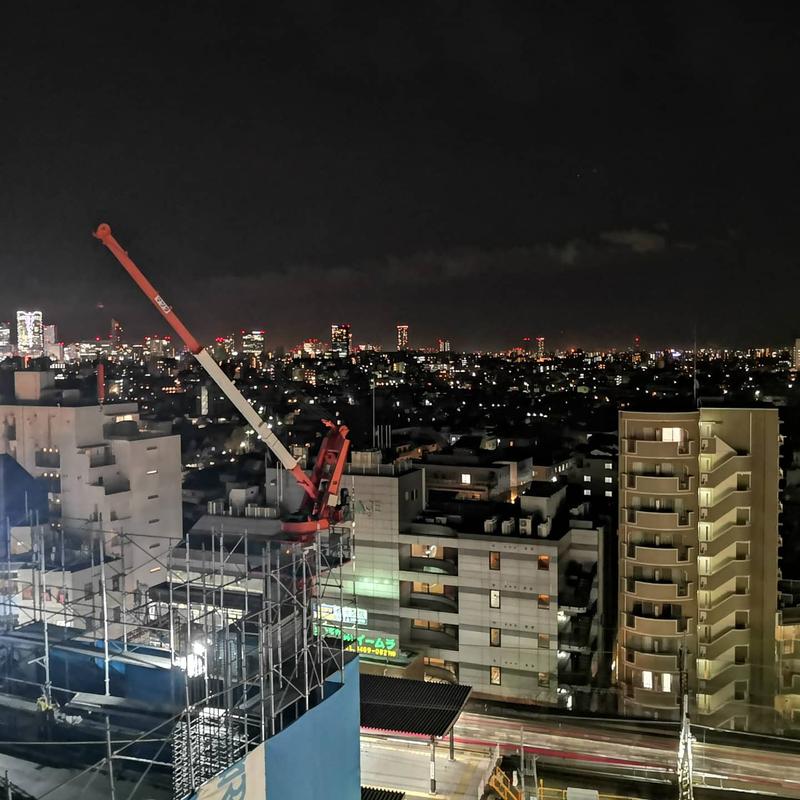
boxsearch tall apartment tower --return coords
[536,337,545,360]
[618,408,781,731]
[793,338,800,372]
[16,310,43,357]
[396,324,409,351]
[331,323,352,358]
[110,318,123,347]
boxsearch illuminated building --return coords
[43,325,63,361]
[110,318,123,347]
[16,310,43,357]
[241,329,266,356]
[437,338,451,353]
[793,338,800,372]
[0,322,12,358]
[144,335,174,358]
[331,323,352,358]
[536,336,545,360]
[302,338,324,357]
[618,408,780,731]
[396,324,409,351]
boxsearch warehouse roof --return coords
[360,674,471,737]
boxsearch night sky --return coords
[1,2,799,350]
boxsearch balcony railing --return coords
[404,592,458,613]
[409,627,459,650]
[625,508,692,528]
[625,577,693,601]
[406,556,458,576]
[625,474,692,493]
[625,612,688,635]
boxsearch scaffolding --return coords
[0,505,355,800]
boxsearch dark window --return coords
[490,628,501,647]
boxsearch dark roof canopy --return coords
[361,789,405,800]
[360,674,471,737]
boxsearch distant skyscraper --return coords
[793,338,800,372]
[43,324,57,345]
[536,336,545,359]
[241,330,266,356]
[331,324,352,358]
[437,338,451,353]
[144,335,174,358]
[396,324,409,351]
[0,322,11,358]
[110,318,123,347]
[16,310,43,356]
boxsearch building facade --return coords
[396,324,409,351]
[16,310,43,357]
[331,324,352,358]
[0,371,182,607]
[617,407,781,731]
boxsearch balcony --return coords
[406,556,458,576]
[627,686,680,710]
[621,646,680,672]
[90,478,130,496]
[698,591,750,626]
[625,508,693,529]
[698,626,750,661]
[405,592,458,613]
[697,558,750,593]
[625,577,693,601]
[623,438,694,458]
[35,449,61,468]
[625,474,693,493]
[624,611,689,636]
[409,627,459,651]
[626,543,693,565]
[698,523,751,558]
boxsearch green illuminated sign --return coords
[314,624,398,659]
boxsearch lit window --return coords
[461,473,471,485]
[538,593,550,609]
[538,672,549,687]
[583,489,591,496]
[490,628,501,647]
[538,633,549,649]
[490,666,501,685]
[642,670,653,689]
[489,552,501,571]
[661,428,683,443]
[583,475,591,483]
[538,555,550,571]
[490,589,501,609]
[604,476,613,484]
[604,462,613,470]
[662,673,672,693]
[604,490,613,497]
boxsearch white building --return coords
[0,370,182,610]
[264,450,603,707]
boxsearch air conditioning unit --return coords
[519,517,533,536]
[501,519,514,535]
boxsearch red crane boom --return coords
[93,223,350,539]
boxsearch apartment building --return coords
[618,407,781,731]
[262,450,604,706]
[0,371,182,606]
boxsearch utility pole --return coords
[677,646,694,800]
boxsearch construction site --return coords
[0,224,363,800]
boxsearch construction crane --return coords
[92,223,350,540]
